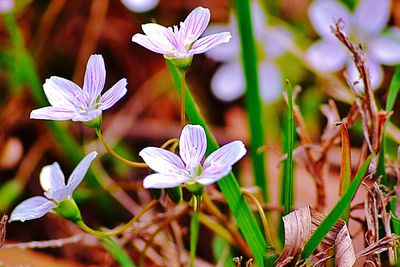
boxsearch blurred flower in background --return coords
[0,0,13,13]
[206,1,291,103]
[307,0,400,90]
[120,0,158,13]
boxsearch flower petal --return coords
[259,61,283,103]
[354,0,390,34]
[66,151,98,196]
[346,60,383,91]
[132,33,173,55]
[43,77,82,108]
[182,6,210,44]
[211,62,244,102]
[9,196,56,222]
[143,173,188,189]
[198,141,246,185]
[262,26,292,57]
[141,23,176,51]
[190,32,232,55]
[139,147,186,175]
[83,55,106,101]
[71,109,102,122]
[308,0,351,39]
[120,0,159,13]
[306,40,348,73]
[179,125,207,171]
[368,35,400,65]
[44,187,70,202]
[99,78,128,110]
[30,107,77,121]
[205,25,239,62]
[40,162,66,192]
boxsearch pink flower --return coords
[139,124,246,189]
[30,55,127,123]
[132,7,231,59]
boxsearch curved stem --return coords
[242,190,274,247]
[95,128,148,168]
[78,200,158,237]
[161,138,179,151]
[180,69,186,128]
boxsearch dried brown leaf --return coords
[0,214,7,249]
[276,206,356,267]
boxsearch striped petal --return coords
[30,107,77,121]
[179,125,207,171]
[139,147,186,175]
[66,151,97,196]
[182,6,210,44]
[198,141,246,185]
[143,173,188,189]
[190,32,232,55]
[99,79,128,110]
[83,55,106,101]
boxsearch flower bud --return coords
[53,199,82,224]
[166,56,193,71]
[83,114,102,129]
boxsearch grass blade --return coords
[338,123,351,222]
[385,65,400,112]
[233,0,268,201]
[167,61,267,266]
[302,154,372,260]
[281,81,295,214]
[99,236,136,267]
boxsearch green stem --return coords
[99,236,136,267]
[77,200,158,237]
[95,128,148,168]
[180,69,187,128]
[190,212,200,267]
[234,0,268,201]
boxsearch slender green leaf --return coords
[385,65,400,112]
[338,123,351,222]
[234,0,268,201]
[302,154,372,260]
[167,61,267,266]
[190,212,200,267]
[99,236,136,267]
[378,66,400,186]
[281,81,295,214]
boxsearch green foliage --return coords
[234,0,268,202]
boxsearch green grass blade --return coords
[281,81,295,215]
[167,61,267,266]
[302,154,372,260]
[338,124,351,222]
[378,65,400,183]
[385,65,400,112]
[190,212,200,267]
[233,0,268,202]
[99,236,136,267]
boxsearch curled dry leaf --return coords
[275,206,355,267]
[0,214,7,249]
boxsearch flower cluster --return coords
[10,6,245,223]
[307,0,400,90]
